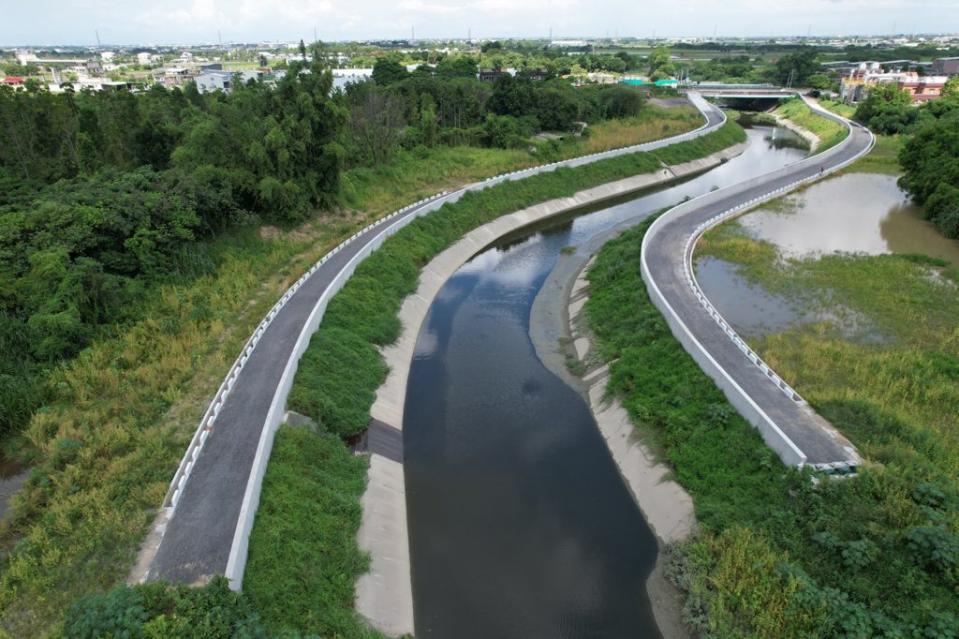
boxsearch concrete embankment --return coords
[771,112,821,152]
[356,141,746,636]
[529,242,695,639]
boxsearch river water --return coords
[402,126,807,639]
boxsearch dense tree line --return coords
[855,78,959,134]
[0,54,654,437]
[853,78,959,239]
[899,108,959,239]
[0,59,344,435]
[351,59,648,162]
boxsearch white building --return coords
[195,69,264,94]
[331,68,373,90]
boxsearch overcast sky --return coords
[3,0,958,46]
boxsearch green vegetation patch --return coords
[816,98,857,119]
[585,217,959,637]
[0,223,346,637]
[843,134,903,175]
[245,426,381,638]
[62,577,265,639]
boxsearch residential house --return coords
[195,69,265,94]
[932,57,959,77]
[841,64,949,103]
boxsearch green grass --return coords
[843,134,904,175]
[699,221,959,474]
[339,103,704,220]
[774,97,849,154]
[0,222,356,637]
[586,218,959,638]
[244,426,383,638]
[816,98,857,119]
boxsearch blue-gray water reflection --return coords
[403,127,806,638]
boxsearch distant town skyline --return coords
[2,0,959,46]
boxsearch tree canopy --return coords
[899,109,959,238]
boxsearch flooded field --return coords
[737,174,959,265]
[695,173,959,338]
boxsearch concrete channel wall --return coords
[640,97,874,471]
[358,141,747,636]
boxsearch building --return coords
[157,67,195,88]
[85,59,103,77]
[2,76,25,91]
[932,57,959,77]
[195,69,268,94]
[478,68,515,82]
[76,77,132,92]
[331,68,373,90]
[478,68,548,82]
[840,63,950,103]
[586,71,617,84]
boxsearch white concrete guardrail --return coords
[151,91,730,591]
[641,95,874,471]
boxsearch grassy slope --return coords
[816,98,857,119]
[0,104,703,636]
[842,134,903,175]
[244,426,381,639]
[340,104,703,218]
[774,98,849,154]
[246,120,747,637]
[586,216,958,638]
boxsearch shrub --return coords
[64,578,266,639]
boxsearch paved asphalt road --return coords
[642,102,873,467]
[147,93,727,585]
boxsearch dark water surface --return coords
[403,127,807,639]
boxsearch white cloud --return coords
[2,0,958,45]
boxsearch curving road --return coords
[137,93,728,589]
[641,97,874,471]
